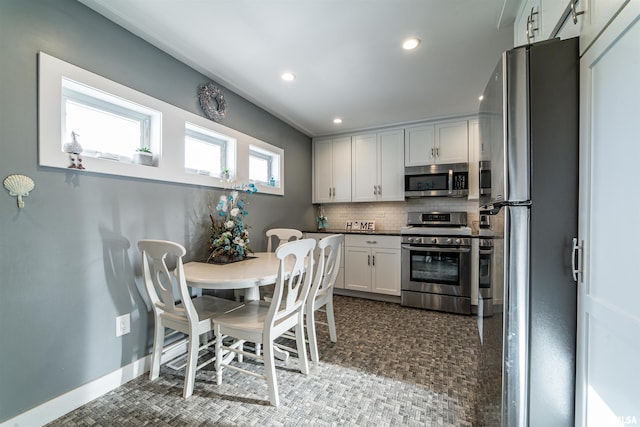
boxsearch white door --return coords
[576,3,640,426]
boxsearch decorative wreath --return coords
[198,82,227,122]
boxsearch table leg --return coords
[243,286,260,301]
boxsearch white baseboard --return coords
[1,344,187,427]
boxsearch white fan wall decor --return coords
[4,174,35,208]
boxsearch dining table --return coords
[183,251,294,301]
[183,251,299,361]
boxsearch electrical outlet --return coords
[116,313,131,337]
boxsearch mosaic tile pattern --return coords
[47,296,498,427]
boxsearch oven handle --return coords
[401,244,470,253]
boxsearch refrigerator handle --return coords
[448,169,453,195]
[572,237,583,283]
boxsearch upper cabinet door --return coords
[377,129,405,202]
[540,0,571,39]
[332,137,352,203]
[313,138,334,204]
[405,120,469,166]
[352,129,404,202]
[405,124,435,166]
[515,0,542,46]
[351,133,378,202]
[435,120,469,164]
[312,136,352,203]
[554,0,583,40]
[580,0,631,54]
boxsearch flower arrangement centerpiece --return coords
[207,182,258,263]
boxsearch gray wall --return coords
[0,0,314,421]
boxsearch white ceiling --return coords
[78,0,518,137]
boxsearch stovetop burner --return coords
[400,225,472,236]
[402,211,470,236]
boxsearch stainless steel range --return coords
[400,211,472,314]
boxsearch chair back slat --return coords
[268,239,316,329]
[310,234,343,303]
[138,240,196,323]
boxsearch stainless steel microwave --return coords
[404,163,469,198]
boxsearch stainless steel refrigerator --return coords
[477,37,579,426]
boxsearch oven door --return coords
[401,244,471,297]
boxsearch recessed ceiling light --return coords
[402,38,421,50]
[333,118,343,124]
[281,72,296,81]
[478,95,484,101]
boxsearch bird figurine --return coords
[63,131,85,169]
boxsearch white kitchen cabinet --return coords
[579,0,630,54]
[540,0,573,39]
[344,235,401,296]
[554,1,583,40]
[575,3,640,424]
[515,0,542,46]
[404,124,434,167]
[352,129,404,202]
[405,120,468,166]
[304,232,345,289]
[312,136,351,203]
[514,0,629,53]
[467,118,479,200]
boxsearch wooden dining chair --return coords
[305,233,343,363]
[213,238,316,406]
[138,239,243,398]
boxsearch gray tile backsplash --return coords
[318,198,480,231]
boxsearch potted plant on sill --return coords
[133,147,153,166]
